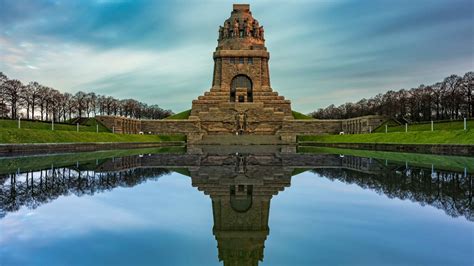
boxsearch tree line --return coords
[312,162,472,221]
[0,72,174,122]
[310,72,473,122]
[0,167,171,217]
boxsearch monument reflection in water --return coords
[0,146,472,265]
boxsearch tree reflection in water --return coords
[0,147,472,265]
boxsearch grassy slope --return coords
[165,109,191,119]
[165,110,314,120]
[298,146,474,173]
[292,111,313,119]
[374,119,474,133]
[299,129,474,145]
[0,128,185,143]
[0,146,186,174]
[0,118,110,132]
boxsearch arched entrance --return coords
[230,75,253,102]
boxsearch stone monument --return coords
[96,4,386,144]
[190,4,292,139]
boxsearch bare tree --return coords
[3,79,24,118]
[25,81,42,119]
[74,91,87,118]
[311,72,473,121]
[1,72,175,121]
[0,72,8,118]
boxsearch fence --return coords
[0,118,109,133]
[376,118,472,133]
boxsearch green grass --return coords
[165,109,191,119]
[166,110,315,120]
[297,146,474,173]
[374,119,474,133]
[0,128,186,144]
[292,110,313,120]
[169,168,192,177]
[298,129,474,145]
[291,168,311,176]
[0,118,110,132]
[0,146,186,174]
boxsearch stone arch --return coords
[230,74,253,102]
[230,185,253,212]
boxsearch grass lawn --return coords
[165,109,191,119]
[0,146,186,174]
[292,111,313,119]
[297,146,474,173]
[374,119,473,133]
[0,128,185,144]
[0,118,110,132]
[164,110,314,120]
[298,129,474,145]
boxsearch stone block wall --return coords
[279,119,343,143]
[197,102,288,135]
[95,114,387,144]
[140,119,201,135]
[341,115,386,134]
[96,116,141,134]
[96,115,202,143]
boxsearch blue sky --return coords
[0,0,473,113]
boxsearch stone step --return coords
[253,92,279,96]
[198,95,229,100]
[263,100,291,104]
[192,100,226,104]
[198,134,283,145]
[253,96,285,100]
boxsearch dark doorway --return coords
[230,75,253,102]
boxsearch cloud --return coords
[0,0,473,113]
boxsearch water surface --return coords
[0,146,472,265]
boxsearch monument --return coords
[190,4,292,138]
[96,4,386,143]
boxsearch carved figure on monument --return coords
[244,20,252,37]
[252,20,260,38]
[233,19,239,38]
[236,112,247,135]
[259,26,264,40]
[236,153,246,174]
[218,26,223,40]
[224,21,230,38]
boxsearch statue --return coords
[223,21,230,38]
[244,20,252,37]
[236,112,246,135]
[236,153,246,173]
[252,20,260,38]
[259,26,264,40]
[233,19,239,38]
[218,26,223,40]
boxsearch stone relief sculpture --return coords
[253,20,260,38]
[223,21,230,38]
[218,26,223,40]
[236,153,246,174]
[236,111,247,134]
[244,19,252,37]
[233,19,239,37]
[219,17,265,40]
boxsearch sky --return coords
[0,0,473,113]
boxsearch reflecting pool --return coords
[0,146,472,265]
